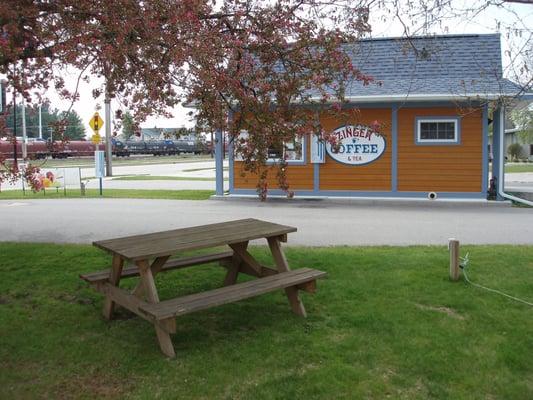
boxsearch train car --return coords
[174,139,203,154]
[112,139,129,157]
[124,140,146,155]
[0,139,127,159]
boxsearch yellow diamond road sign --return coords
[89,112,104,133]
[91,133,102,145]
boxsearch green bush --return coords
[507,143,524,161]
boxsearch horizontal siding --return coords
[398,107,483,192]
[319,109,392,191]
[233,142,314,190]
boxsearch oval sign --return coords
[325,124,386,165]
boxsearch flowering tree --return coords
[1,0,531,196]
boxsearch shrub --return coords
[507,143,524,161]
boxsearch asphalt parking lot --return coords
[1,197,531,246]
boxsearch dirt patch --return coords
[51,370,135,399]
[415,303,465,320]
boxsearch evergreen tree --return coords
[122,111,135,139]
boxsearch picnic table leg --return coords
[136,259,176,358]
[267,237,307,317]
[131,256,170,298]
[102,254,124,320]
[223,241,248,286]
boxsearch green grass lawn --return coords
[505,164,533,173]
[24,154,213,169]
[1,243,532,399]
[112,175,221,182]
[0,189,214,200]
[183,166,228,173]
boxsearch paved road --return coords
[1,198,531,246]
[85,179,219,191]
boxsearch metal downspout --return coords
[497,107,533,206]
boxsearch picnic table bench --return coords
[81,218,327,357]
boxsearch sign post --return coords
[0,80,5,115]
[90,112,105,196]
[95,150,105,196]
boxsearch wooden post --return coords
[449,238,460,281]
[102,254,124,319]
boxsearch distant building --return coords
[140,127,198,141]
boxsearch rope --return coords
[460,254,533,307]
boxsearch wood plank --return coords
[80,251,235,283]
[143,268,321,318]
[268,237,307,317]
[102,254,124,320]
[95,219,257,252]
[139,268,327,320]
[132,256,169,298]
[93,282,176,333]
[229,243,263,275]
[136,259,176,358]
[223,242,247,286]
[93,219,296,261]
[94,219,274,251]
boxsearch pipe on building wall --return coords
[496,106,533,207]
[215,129,224,196]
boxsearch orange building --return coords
[218,34,532,201]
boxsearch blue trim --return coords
[215,129,224,196]
[228,111,234,194]
[230,188,486,199]
[492,106,502,200]
[414,116,462,145]
[313,163,320,194]
[228,135,234,194]
[391,105,398,192]
[266,135,307,166]
[481,104,489,195]
[498,107,506,200]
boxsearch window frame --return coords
[414,116,461,145]
[266,135,307,165]
[233,131,307,165]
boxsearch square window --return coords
[416,118,459,144]
[267,136,304,162]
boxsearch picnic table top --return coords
[93,218,297,261]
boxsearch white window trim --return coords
[415,117,461,145]
[233,131,307,164]
[266,136,306,165]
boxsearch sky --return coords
[6,0,533,138]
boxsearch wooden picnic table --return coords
[81,218,326,357]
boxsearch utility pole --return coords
[38,105,43,139]
[21,99,27,159]
[12,90,17,168]
[104,84,112,176]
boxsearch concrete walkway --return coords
[1,198,531,246]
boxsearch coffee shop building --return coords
[214,34,533,201]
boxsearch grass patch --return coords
[23,154,212,169]
[0,189,214,200]
[505,164,533,173]
[1,243,532,399]
[112,175,219,182]
[183,166,228,172]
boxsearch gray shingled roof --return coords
[313,34,525,100]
